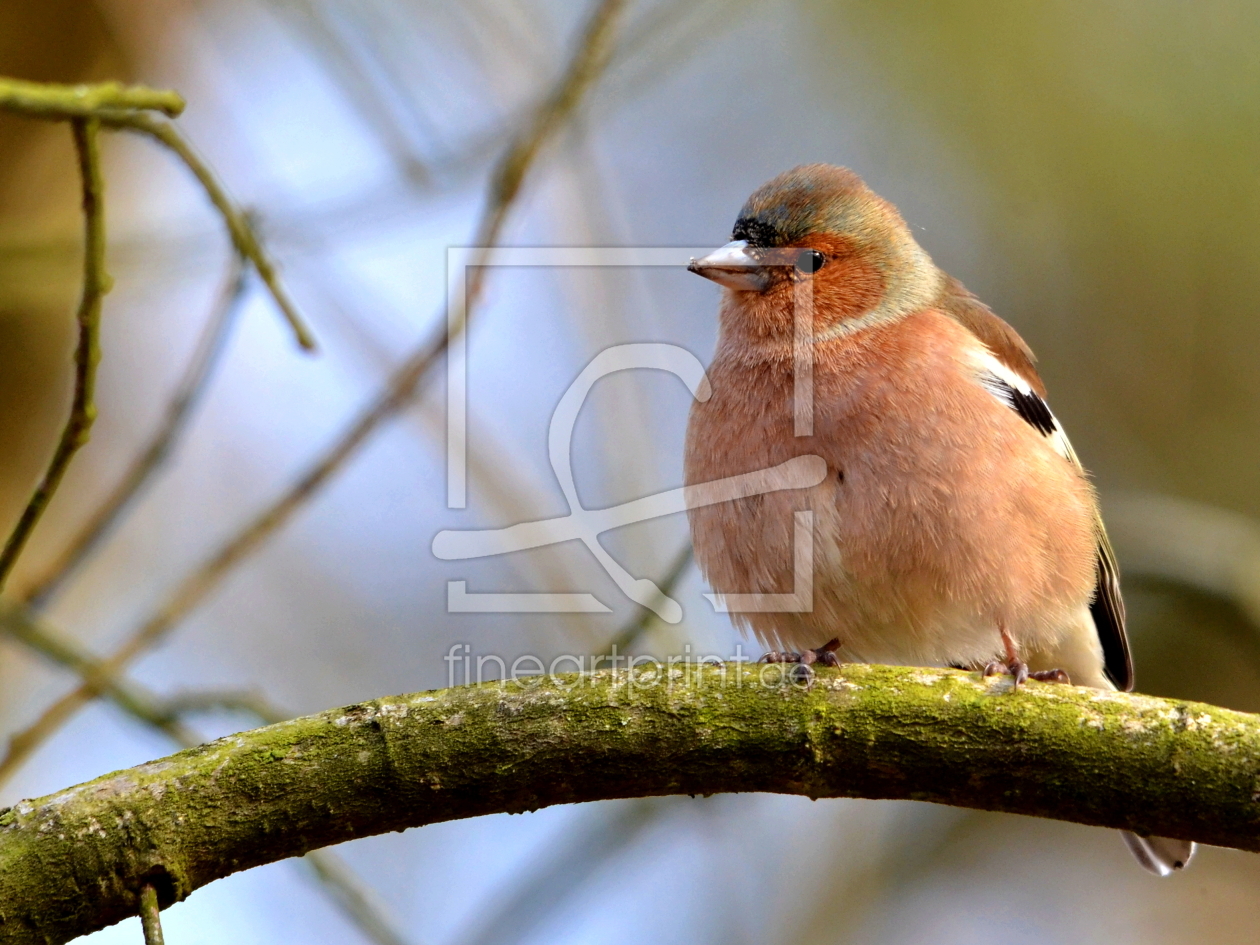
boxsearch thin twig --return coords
[0,601,200,744]
[301,852,415,945]
[0,79,316,589]
[154,688,287,725]
[0,0,626,782]
[0,77,314,354]
[0,607,415,945]
[98,112,316,351]
[0,602,278,737]
[138,883,165,945]
[0,77,184,118]
[455,799,660,945]
[0,119,109,593]
[24,256,252,609]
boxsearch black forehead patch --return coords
[731,216,784,248]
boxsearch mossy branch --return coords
[0,602,413,945]
[2,664,1258,944]
[137,884,164,945]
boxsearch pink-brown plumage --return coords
[688,305,1099,676]
[685,164,1107,681]
[690,165,1189,882]
[685,163,1193,874]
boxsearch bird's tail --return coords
[1121,832,1195,877]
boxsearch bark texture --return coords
[2,663,1259,944]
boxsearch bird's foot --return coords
[984,658,1029,688]
[1029,669,1071,684]
[759,637,841,667]
[760,638,840,685]
[984,625,1072,691]
[983,661,1070,689]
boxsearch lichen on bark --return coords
[2,663,1260,944]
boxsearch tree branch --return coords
[1,664,1256,944]
[0,0,627,785]
[137,884,164,945]
[0,605,414,945]
[97,112,316,351]
[0,119,109,592]
[23,255,251,608]
[0,74,315,355]
[0,78,184,119]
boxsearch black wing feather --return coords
[1091,530,1133,691]
[982,372,1133,691]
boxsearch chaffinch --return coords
[685,163,1193,876]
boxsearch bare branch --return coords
[98,112,317,351]
[0,0,627,785]
[0,602,198,744]
[24,256,251,609]
[152,689,287,726]
[138,884,165,945]
[0,119,109,592]
[0,77,184,119]
[2,665,1255,945]
[0,75,318,595]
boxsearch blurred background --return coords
[3,1,1260,943]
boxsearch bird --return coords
[683,163,1194,876]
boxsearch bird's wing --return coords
[939,275,1047,396]
[973,352,1134,692]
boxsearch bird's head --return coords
[688,164,942,338]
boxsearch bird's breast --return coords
[684,309,1098,659]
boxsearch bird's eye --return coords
[795,249,826,274]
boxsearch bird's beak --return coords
[688,240,768,292]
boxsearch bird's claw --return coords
[984,658,1028,688]
[983,661,1070,690]
[759,639,841,688]
[1029,668,1071,684]
[759,637,841,667]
